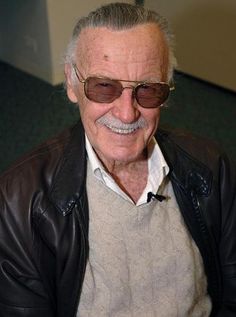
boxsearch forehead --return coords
[76,24,168,70]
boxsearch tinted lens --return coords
[136,83,170,108]
[84,77,122,103]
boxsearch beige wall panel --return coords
[0,1,134,84]
[145,0,236,91]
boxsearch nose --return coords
[111,87,140,123]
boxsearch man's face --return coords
[66,24,169,168]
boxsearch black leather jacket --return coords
[0,121,235,317]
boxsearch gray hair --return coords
[65,2,176,82]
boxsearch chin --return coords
[109,149,142,164]
[95,140,145,165]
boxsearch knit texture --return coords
[77,162,212,316]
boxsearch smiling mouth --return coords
[105,124,138,135]
[97,115,147,135]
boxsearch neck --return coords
[100,152,149,204]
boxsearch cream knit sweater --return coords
[77,163,212,317]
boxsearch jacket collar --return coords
[50,121,87,216]
[156,129,212,196]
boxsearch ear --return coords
[64,63,78,103]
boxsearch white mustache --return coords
[96,115,147,132]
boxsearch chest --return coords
[77,169,211,316]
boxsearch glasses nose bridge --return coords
[120,85,137,100]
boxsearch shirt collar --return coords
[85,134,169,206]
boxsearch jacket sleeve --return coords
[216,155,236,316]
[0,184,54,317]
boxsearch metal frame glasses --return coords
[72,64,174,108]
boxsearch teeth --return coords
[106,124,137,134]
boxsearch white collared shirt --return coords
[85,135,169,206]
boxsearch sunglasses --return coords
[73,64,174,108]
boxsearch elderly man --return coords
[0,2,235,317]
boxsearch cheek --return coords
[143,108,161,131]
[79,100,111,131]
